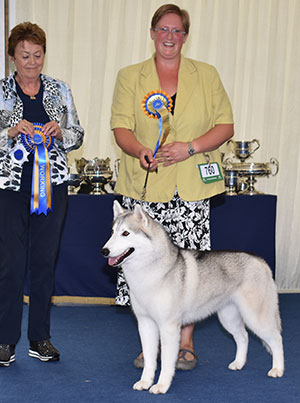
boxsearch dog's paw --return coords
[133,380,152,391]
[268,367,284,378]
[149,383,170,394]
[228,360,245,371]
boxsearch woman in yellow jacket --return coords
[111,4,234,370]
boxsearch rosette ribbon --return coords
[142,90,173,157]
[21,122,53,215]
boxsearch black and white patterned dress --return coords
[115,190,211,306]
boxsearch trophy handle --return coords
[222,157,234,169]
[114,159,120,179]
[250,139,260,154]
[226,139,235,155]
[268,158,279,176]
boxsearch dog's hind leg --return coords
[236,289,284,378]
[133,317,159,391]
[264,332,284,378]
[217,303,249,371]
[149,322,181,394]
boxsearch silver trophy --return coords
[75,157,89,175]
[224,169,239,196]
[67,164,83,194]
[235,158,279,195]
[223,157,279,195]
[227,139,260,162]
[82,158,113,195]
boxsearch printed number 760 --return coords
[205,165,215,175]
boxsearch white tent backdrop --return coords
[3,0,300,290]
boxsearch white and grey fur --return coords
[102,201,284,394]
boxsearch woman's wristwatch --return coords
[188,141,195,156]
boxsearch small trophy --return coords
[227,139,260,162]
[223,139,279,195]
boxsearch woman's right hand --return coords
[114,128,159,171]
[138,148,158,171]
[8,120,34,138]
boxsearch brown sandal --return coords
[134,348,197,370]
[133,351,144,368]
[176,348,198,370]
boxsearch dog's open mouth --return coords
[108,247,135,267]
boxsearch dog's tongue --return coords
[108,257,119,266]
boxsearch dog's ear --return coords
[133,204,149,227]
[113,200,125,219]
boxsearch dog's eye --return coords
[122,231,129,236]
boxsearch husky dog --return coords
[101,201,284,394]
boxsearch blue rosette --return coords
[21,122,53,215]
[142,90,172,157]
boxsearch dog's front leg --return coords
[149,322,180,394]
[133,317,159,391]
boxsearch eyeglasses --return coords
[153,27,186,37]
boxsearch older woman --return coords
[0,22,84,367]
[111,4,234,370]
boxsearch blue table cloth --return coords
[49,193,276,302]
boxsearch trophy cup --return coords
[67,164,83,194]
[227,139,260,162]
[83,157,113,195]
[224,169,239,196]
[75,157,89,175]
[223,157,279,195]
[237,158,279,195]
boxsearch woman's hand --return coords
[43,121,63,140]
[156,141,189,167]
[138,148,159,171]
[155,124,234,167]
[7,120,63,141]
[114,128,158,171]
[8,120,34,138]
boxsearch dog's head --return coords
[101,200,153,267]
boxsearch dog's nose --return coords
[101,248,109,257]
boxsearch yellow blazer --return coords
[111,55,233,202]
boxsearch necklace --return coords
[16,76,40,100]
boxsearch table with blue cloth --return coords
[50,193,276,304]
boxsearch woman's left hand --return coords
[42,121,63,140]
[156,141,189,167]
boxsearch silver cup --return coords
[83,158,113,195]
[227,139,260,162]
[75,157,89,175]
[236,158,279,195]
[67,173,83,194]
[224,169,239,195]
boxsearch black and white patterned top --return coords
[0,73,84,191]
